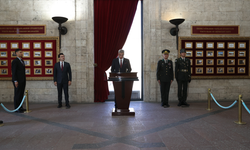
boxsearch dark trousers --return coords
[13,81,26,109]
[160,81,171,106]
[57,83,69,105]
[177,80,188,103]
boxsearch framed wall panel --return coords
[0,37,59,80]
[179,37,250,79]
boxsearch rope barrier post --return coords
[207,88,212,111]
[234,95,246,125]
[24,90,31,113]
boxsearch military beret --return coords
[162,49,170,54]
[180,48,186,53]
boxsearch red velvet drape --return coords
[94,0,139,102]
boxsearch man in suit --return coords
[175,48,191,107]
[157,49,173,108]
[111,49,131,73]
[12,49,26,113]
[54,53,72,109]
[111,49,132,108]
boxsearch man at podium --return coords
[111,49,132,108]
[111,49,132,73]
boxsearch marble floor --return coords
[0,101,250,150]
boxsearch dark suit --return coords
[111,58,131,73]
[12,58,26,110]
[157,59,173,106]
[54,61,72,106]
[111,57,132,108]
[175,57,191,104]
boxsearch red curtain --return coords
[94,0,139,102]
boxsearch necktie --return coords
[61,62,63,71]
[20,59,24,66]
[120,59,122,68]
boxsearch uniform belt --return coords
[181,69,188,72]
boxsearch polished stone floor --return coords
[0,101,250,150]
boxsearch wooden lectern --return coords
[108,72,138,116]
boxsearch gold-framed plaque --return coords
[228,42,235,49]
[23,51,30,58]
[45,42,53,49]
[0,43,7,49]
[217,42,225,49]
[196,59,203,65]
[34,51,41,58]
[23,60,30,66]
[186,51,193,57]
[196,42,203,49]
[22,42,30,49]
[0,68,8,75]
[34,68,42,75]
[238,42,246,49]
[238,59,246,65]
[228,51,235,57]
[34,59,41,66]
[227,67,235,74]
[196,51,203,57]
[0,51,7,58]
[217,67,224,74]
[0,60,8,66]
[238,67,245,73]
[196,67,203,74]
[11,43,19,49]
[33,42,41,49]
[227,59,235,65]
[45,68,53,75]
[45,59,53,66]
[206,59,214,65]
[185,42,193,49]
[238,51,246,57]
[206,67,214,74]
[11,51,16,58]
[217,59,224,65]
[206,42,214,49]
[25,68,31,75]
[45,51,53,57]
[217,51,225,57]
[206,51,214,57]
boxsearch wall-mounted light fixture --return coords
[52,16,68,49]
[169,18,185,50]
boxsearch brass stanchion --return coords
[207,88,212,111]
[234,95,246,125]
[24,90,31,113]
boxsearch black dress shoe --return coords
[166,104,170,107]
[177,102,182,106]
[182,102,190,107]
[57,105,62,108]
[15,110,24,113]
[20,108,26,111]
[0,120,3,124]
[66,105,71,109]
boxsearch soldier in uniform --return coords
[175,48,191,107]
[157,49,173,108]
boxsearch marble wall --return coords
[0,0,250,103]
[143,0,250,102]
[0,0,94,103]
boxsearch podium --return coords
[108,72,138,116]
